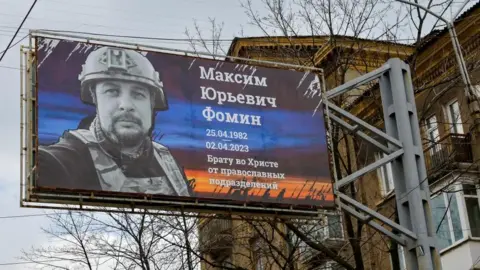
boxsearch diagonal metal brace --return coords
[326,100,402,148]
[335,149,404,189]
[329,114,391,154]
[338,193,417,240]
[326,63,391,99]
[337,200,406,245]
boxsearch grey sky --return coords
[0,1,262,268]
[0,0,475,269]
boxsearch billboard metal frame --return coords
[20,30,334,219]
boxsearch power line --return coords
[0,65,20,70]
[0,0,37,63]
[0,213,51,219]
[34,29,234,42]
[0,34,29,56]
[0,259,64,266]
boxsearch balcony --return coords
[198,215,233,261]
[424,133,473,177]
[302,215,346,266]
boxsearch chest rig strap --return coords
[69,129,189,196]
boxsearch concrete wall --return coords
[440,240,480,269]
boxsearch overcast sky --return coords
[0,1,264,269]
[0,0,475,269]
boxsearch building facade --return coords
[199,2,480,269]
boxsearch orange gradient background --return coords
[186,169,334,202]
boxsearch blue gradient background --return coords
[39,92,327,151]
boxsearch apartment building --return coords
[199,2,480,269]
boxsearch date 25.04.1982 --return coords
[206,129,248,140]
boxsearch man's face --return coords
[94,80,153,147]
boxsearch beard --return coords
[107,113,148,147]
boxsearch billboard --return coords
[23,34,334,215]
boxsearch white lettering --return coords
[247,158,279,168]
[215,71,223,81]
[243,74,253,85]
[227,93,236,103]
[217,91,227,105]
[199,86,275,108]
[218,169,285,179]
[199,66,268,87]
[255,76,268,87]
[256,96,266,106]
[202,107,262,126]
[237,93,245,104]
[200,86,216,101]
[208,179,279,189]
[225,113,238,123]
[207,167,219,174]
[266,97,277,107]
[234,74,242,83]
[246,95,255,105]
[199,66,214,80]
[224,72,234,82]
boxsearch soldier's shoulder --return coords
[152,141,169,152]
[39,129,91,155]
[37,129,98,189]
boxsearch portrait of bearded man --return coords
[37,47,191,197]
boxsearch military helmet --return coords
[78,47,168,111]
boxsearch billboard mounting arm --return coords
[326,100,402,148]
[325,58,441,270]
[328,114,390,153]
[334,149,404,189]
[336,200,407,246]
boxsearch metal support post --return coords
[379,58,441,270]
[323,59,441,270]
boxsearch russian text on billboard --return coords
[34,36,333,209]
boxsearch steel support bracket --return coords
[326,59,441,270]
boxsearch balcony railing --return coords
[424,133,473,174]
[198,216,233,259]
[301,216,346,266]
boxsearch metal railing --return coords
[198,216,233,256]
[424,133,473,173]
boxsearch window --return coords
[462,184,480,237]
[220,256,232,268]
[431,191,464,250]
[474,85,480,97]
[446,100,464,134]
[428,181,480,252]
[398,246,406,270]
[300,213,343,244]
[425,115,441,152]
[389,244,407,270]
[324,214,344,240]
[252,238,265,270]
[323,261,345,270]
[375,152,394,196]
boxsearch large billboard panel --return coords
[25,35,334,215]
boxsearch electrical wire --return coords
[0,213,51,219]
[0,0,37,62]
[0,33,29,55]
[0,259,64,266]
